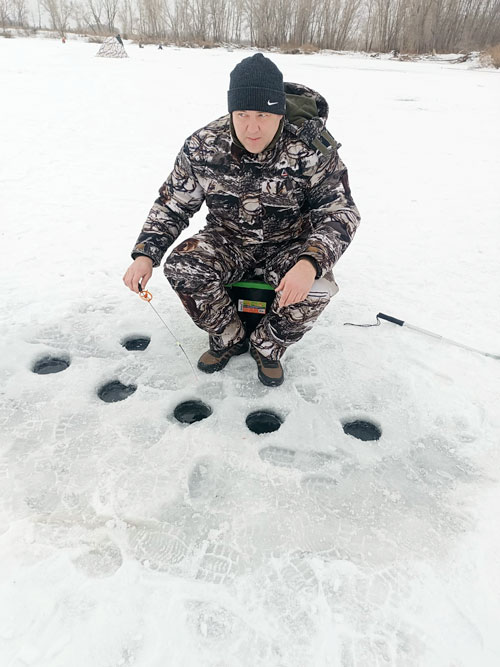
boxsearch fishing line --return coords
[139,288,198,379]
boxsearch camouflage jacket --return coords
[132,82,360,278]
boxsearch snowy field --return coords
[1,36,499,666]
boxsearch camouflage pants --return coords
[163,229,338,360]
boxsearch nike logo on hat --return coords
[267,100,278,106]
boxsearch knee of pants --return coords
[280,293,332,324]
[163,246,220,292]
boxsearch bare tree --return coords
[11,0,27,25]
[358,0,500,54]
[17,0,499,53]
[245,0,270,47]
[40,0,73,36]
[0,0,12,29]
[317,0,363,50]
[80,0,105,33]
[208,0,232,43]
[117,0,137,37]
[102,0,119,30]
[290,0,314,46]
[227,0,244,42]
[137,0,164,39]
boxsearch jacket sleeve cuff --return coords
[131,242,164,268]
[298,253,322,279]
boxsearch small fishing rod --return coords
[345,312,500,360]
[138,287,198,379]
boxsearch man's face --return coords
[232,111,283,154]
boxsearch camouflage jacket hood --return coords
[284,82,330,142]
[133,83,360,277]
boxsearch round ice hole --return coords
[343,420,381,441]
[174,400,212,425]
[246,410,283,435]
[32,356,70,375]
[97,381,137,403]
[122,336,151,351]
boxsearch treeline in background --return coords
[2,0,500,55]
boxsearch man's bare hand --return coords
[123,256,153,293]
[276,259,317,308]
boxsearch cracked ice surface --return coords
[1,38,500,667]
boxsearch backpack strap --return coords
[311,128,338,157]
[311,129,352,197]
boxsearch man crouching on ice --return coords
[123,53,360,387]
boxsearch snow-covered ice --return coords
[1,37,499,666]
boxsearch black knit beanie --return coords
[228,53,286,115]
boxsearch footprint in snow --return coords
[259,445,356,477]
[72,539,123,578]
[196,541,246,585]
[127,521,189,570]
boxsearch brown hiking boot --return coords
[250,346,284,387]
[197,338,249,373]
